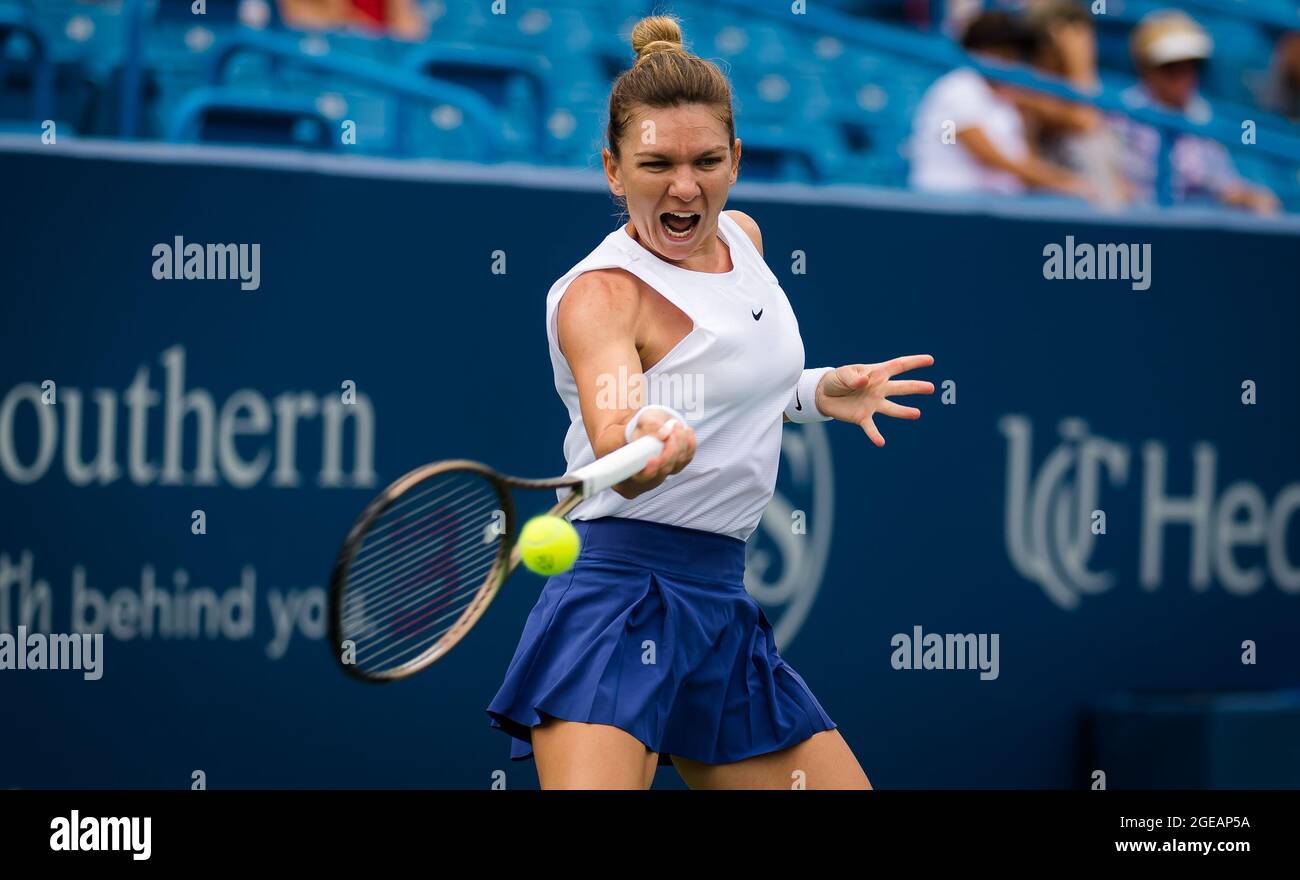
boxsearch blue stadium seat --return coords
[22,0,130,75]
[0,4,54,125]
[421,0,492,42]
[401,97,506,162]
[737,122,844,184]
[542,0,651,37]
[1199,14,1274,109]
[93,0,283,138]
[195,27,508,159]
[403,43,551,161]
[167,86,337,150]
[11,0,135,133]
[218,31,398,155]
[703,21,793,69]
[735,70,833,125]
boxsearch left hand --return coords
[815,355,935,447]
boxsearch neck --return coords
[627,221,731,273]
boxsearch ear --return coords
[729,138,742,185]
[602,147,625,197]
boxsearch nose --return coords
[667,164,702,203]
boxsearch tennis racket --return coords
[327,430,669,682]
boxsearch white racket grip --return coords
[567,430,669,496]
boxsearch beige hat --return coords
[1131,10,1213,67]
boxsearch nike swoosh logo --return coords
[752,309,763,320]
[795,389,802,411]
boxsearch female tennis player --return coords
[486,15,935,789]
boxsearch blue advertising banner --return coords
[2,141,1297,789]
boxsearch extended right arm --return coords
[555,269,696,499]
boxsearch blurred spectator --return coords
[1258,31,1300,122]
[279,0,428,41]
[1024,0,1130,208]
[1113,10,1279,214]
[1028,0,1098,92]
[908,11,1090,199]
[939,0,985,38]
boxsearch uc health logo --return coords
[1000,415,1300,610]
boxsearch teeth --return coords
[663,211,699,240]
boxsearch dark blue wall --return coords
[2,146,1297,789]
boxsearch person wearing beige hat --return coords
[1133,10,1215,108]
[1113,10,1280,214]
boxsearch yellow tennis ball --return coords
[518,515,581,576]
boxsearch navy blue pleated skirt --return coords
[486,516,836,766]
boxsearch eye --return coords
[698,157,723,167]
[640,161,669,169]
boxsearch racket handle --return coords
[568,427,670,496]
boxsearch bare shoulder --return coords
[561,267,642,312]
[556,268,642,346]
[724,209,763,257]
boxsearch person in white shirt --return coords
[908,11,1090,199]
[488,14,937,791]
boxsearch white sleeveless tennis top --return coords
[544,211,805,541]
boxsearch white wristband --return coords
[785,367,834,423]
[623,404,687,444]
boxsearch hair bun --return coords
[631,15,684,61]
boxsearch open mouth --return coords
[660,211,701,241]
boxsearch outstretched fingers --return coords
[860,415,886,447]
[879,400,922,420]
[883,379,935,397]
[883,354,935,377]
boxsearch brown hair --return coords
[1027,0,1091,30]
[604,15,736,161]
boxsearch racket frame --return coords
[328,433,667,682]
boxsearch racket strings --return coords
[347,505,499,670]
[344,479,490,591]
[354,585,485,673]
[345,478,488,582]
[339,470,506,675]
[351,478,498,605]
[343,540,499,640]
